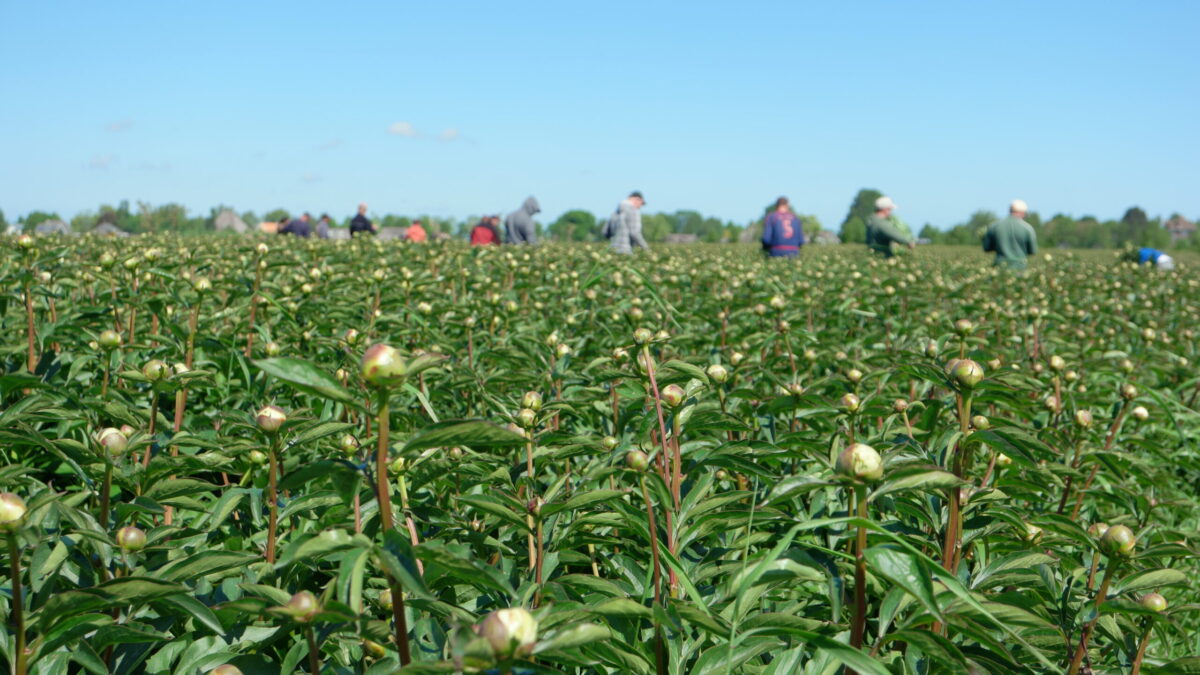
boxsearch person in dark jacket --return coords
[349,203,376,237]
[761,196,805,257]
[505,196,540,244]
[470,216,502,246]
[279,212,312,238]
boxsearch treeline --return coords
[5,190,1197,251]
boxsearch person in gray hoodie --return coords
[504,196,540,244]
[606,191,648,254]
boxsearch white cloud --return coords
[319,139,343,150]
[301,172,321,183]
[105,119,133,132]
[437,127,460,142]
[387,121,418,137]
[88,154,115,170]
[135,161,171,172]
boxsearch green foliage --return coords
[0,236,1196,674]
[547,209,598,242]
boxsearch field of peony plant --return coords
[0,235,1196,674]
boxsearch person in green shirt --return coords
[982,199,1038,270]
[865,196,914,258]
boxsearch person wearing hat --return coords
[605,191,648,254]
[982,199,1038,271]
[865,196,914,258]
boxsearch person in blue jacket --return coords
[1133,247,1176,270]
[761,197,805,257]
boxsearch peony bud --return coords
[835,443,883,483]
[953,318,973,336]
[601,436,618,450]
[361,344,406,387]
[210,666,243,675]
[362,639,386,660]
[0,493,28,532]
[142,359,170,382]
[950,359,984,389]
[1048,355,1066,372]
[660,384,685,408]
[248,450,268,466]
[97,427,129,456]
[839,393,861,414]
[116,525,147,552]
[1074,410,1093,428]
[706,364,729,384]
[16,233,35,250]
[99,330,122,351]
[730,351,745,366]
[192,277,212,294]
[1131,405,1149,422]
[924,340,939,358]
[281,591,320,622]
[1088,522,1109,538]
[339,434,360,458]
[1140,593,1167,613]
[378,589,393,610]
[971,415,989,430]
[1100,524,1136,558]
[892,399,909,413]
[625,450,649,471]
[1023,523,1043,544]
[633,328,653,345]
[479,608,539,659]
[846,368,863,384]
[521,391,543,412]
[995,452,1012,467]
[1120,383,1138,400]
[516,408,537,429]
[256,405,287,433]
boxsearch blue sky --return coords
[1,1,1197,229]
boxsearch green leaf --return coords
[254,357,360,406]
[155,550,260,582]
[1112,568,1188,596]
[864,546,944,622]
[533,623,611,654]
[402,419,528,453]
[870,469,961,501]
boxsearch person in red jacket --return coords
[470,216,502,245]
[406,220,428,243]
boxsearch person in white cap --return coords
[866,196,914,257]
[982,199,1038,271]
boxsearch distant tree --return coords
[548,209,598,241]
[0,209,8,230]
[839,216,866,244]
[640,213,672,243]
[263,209,290,224]
[71,211,99,232]
[20,211,61,232]
[918,224,941,243]
[840,188,882,228]
[242,211,260,226]
[965,210,999,239]
[798,214,822,240]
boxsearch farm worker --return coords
[865,196,914,258]
[504,197,541,244]
[406,220,428,243]
[349,203,376,237]
[982,199,1038,271]
[315,214,332,239]
[470,216,502,246]
[761,196,805,257]
[605,191,649,254]
[278,212,312,238]
[1132,247,1175,270]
